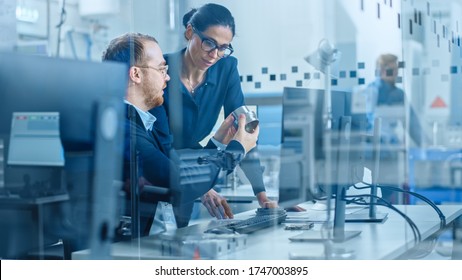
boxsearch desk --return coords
[73,203,462,260]
[227,204,460,260]
[0,194,69,259]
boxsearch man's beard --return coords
[144,94,163,109]
[142,82,164,109]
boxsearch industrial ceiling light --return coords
[304,38,340,76]
[304,39,341,130]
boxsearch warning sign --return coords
[430,96,447,108]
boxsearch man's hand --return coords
[233,114,259,153]
[213,114,236,145]
[256,191,278,208]
[201,189,234,219]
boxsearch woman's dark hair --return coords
[183,3,235,36]
[102,33,158,68]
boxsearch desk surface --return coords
[223,204,461,260]
[72,203,462,260]
[0,193,69,207]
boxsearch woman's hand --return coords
[213,114,236,145]
[256,192,278,208]
[233,114,259,153]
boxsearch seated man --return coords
[102,33,258,235]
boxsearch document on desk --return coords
[285,211,328,223]
[285,206,367,223]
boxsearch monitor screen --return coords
[279,87,363,241]
[0,52,127,259]
[0,53,126,147]
[8,112,64,166]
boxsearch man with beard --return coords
[102,33,259,236]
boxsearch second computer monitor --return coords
[278,87,354,206]
[0,52,127,259]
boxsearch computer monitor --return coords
[279,87,363,241]
[278,87,356,206]
[0,52,127,259]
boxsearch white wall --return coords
[158,0,405,94]
[13,0,462,118]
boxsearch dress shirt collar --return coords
[124,100,156,131]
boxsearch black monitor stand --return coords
[289,116,361,243]
[346,117,388,223]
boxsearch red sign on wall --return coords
[430,96,447,108]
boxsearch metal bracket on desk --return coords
[452,215,462,260]
[154,233,248,259]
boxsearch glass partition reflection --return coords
[3,0,461,260]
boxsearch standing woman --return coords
[152,3,277,221]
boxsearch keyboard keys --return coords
[205,212,287,234]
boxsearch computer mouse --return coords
[284,205,306,212]
[205,227,235,235]
[310,202,327,211]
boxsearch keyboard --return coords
[205,208,287,234]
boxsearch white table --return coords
[72,203,462,260]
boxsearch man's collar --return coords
[124,100,157,131]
